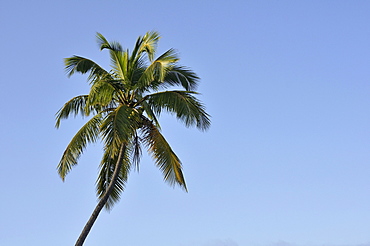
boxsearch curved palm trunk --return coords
[75,144,126,246]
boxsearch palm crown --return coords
[56,31,210,210]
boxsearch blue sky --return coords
[1,1,370,246]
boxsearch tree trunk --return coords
[75,144,126,246]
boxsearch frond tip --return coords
[141,118,187,191]
[57,114,103,180]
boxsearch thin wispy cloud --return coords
[205,238,239,246]
[265,241,370,246]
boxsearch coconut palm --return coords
[55,31,210,246]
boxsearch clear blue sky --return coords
[1,1,370,246]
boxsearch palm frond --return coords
[162,65,199,91]
[57,114,103,180]
[158,48,179,61]
[97,132,143,210]
[141,101,161,129]
[96,147,131,210]
[87,79,116,109]
[141,118,187,191]
[100,105,140,158]
[96,33,129,81]
[129,57,146,86]
[151,48,179,86]
[96,33,123,52]
[55,95,89,128]
[64,56,109,82]
[129,133,142,171]
[110,50,129,82]
[147,90,211,131]
[133,31,161,62]
[136,48,179,92]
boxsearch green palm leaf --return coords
[141,118,187,191]
[100,105,140,158]
[87,79,116,109]
[141,100,161,129]
[136,48,179,92]
[131,31,160,62]
[96,33,123,52]
[96,33,129,81]
[64,56,110,82]
[129,133,142,171]
[146,90,211,131]
[96,146,130,210]
[57,113,103,180]
[55,95,89,128]
[162,65,199,91]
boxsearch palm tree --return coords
[56,31,210,246]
